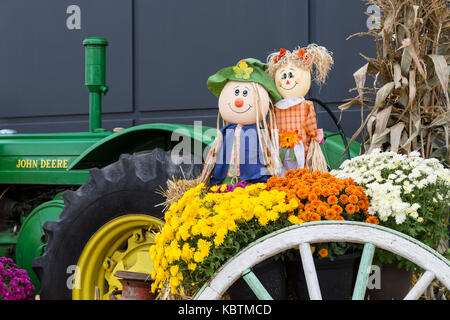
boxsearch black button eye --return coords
[281,73,287,80]
[243,90,248,97]
[288,72,294,78]
[234,89,240,96]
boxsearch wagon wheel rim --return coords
[72,214,164,300]
[194,221,450,300]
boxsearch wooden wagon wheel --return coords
[194,221,450,300]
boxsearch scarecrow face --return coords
[274,65,311,99]
[218,81,270,125]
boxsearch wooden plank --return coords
[299,243,322,300]
[242,269,273,300]
[352,243,376,300]
[404,270,435,300]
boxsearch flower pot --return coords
[286,251,361,300]
[366,263,413,300]
[226,257,287,300]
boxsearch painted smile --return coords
[280,82,298,90]
[228,103,253,114]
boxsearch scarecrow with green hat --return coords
[200,58,283,185]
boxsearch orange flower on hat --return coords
[297,48,307,58]
[273,48,287,64]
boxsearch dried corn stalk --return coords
[340,0,449,164]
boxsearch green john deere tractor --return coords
[0,37,359,300]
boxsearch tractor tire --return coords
[32,148,202,300]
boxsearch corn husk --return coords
[339,0,449,164]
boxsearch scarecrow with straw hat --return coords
[200,58,283,186]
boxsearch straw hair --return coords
[252,82,283,177]
[267,44,334,85]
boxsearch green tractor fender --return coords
[68,122,216,170]
[15,199,65,293]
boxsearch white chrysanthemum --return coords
[395,214,407,224]
[332,149,449,226]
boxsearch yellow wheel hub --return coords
[72,214,164,300]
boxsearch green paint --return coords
[321,132,360,169]
[83,37,109,133]
[242,269,273,300]
[352,242,376,300]
[0,228,18,259]
[0,131,110,185]
[69,123,216,170]
[15,200,65,293]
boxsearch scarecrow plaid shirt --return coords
[274,100,319,154]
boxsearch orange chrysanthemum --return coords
[266,168,370,227]
[325,209,337,220]
[318,248,328,258]
[365,216,379,225]
[312,186,321,194]
[279,130,302,149]
[296,188,308,199]
[339,194,349,204]
[345,204,356,214]
[327,195,338,205]
[357,200,367,209]
[311,199,322,208]
[332,205,343,215]
[321,188,331,197]
[298,211,309,222]
[316,204,328,216]
[348,194,359,204]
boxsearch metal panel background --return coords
[0,0,375,138]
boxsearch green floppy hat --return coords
[207,58,282,104]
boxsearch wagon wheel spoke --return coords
[242,269,273,300]
[194,222,450,301]
[352,242,376,300]
[299,243,322,300]
[404,270,435,300]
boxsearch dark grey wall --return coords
[0,0,375,138]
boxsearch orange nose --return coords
[234,98,244,107]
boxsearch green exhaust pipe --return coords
[83,37,108,133]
